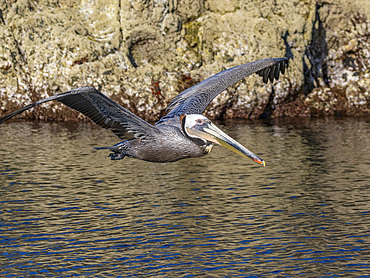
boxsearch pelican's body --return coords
[111,127,207,162]
[0,58,289,165]
[102,116,214,162]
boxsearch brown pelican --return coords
[0,58,288,165]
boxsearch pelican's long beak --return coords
[189,122,265,166]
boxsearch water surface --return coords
[0,117,369,277]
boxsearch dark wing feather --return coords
[159,58,288,122]
[0,87,158,140]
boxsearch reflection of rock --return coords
[0,0,369,121]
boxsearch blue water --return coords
[0,117,369,277]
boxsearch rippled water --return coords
[0,117,369,277]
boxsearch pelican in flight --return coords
[0,58,288,165]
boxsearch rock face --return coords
[0,0,369,121]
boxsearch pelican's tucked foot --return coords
[108,151,126,160]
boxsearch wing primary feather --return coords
[281,60,286,74]
[269,66,275,83]
[264,67,271,84]
[274,63,280,80]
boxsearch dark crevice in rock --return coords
[282,31,294,60]
[260,86,275,119]
[127,53,138,68]
[0,8,5,25]
[303,2,330,95]
[302,56,315,96]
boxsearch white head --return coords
[182,114,211,140]
[180,114,265,166]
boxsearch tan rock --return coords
[0,0,368,120]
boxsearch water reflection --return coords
[1,117,369,276]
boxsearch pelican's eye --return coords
[196,119,203,124]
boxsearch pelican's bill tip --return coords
[254,158,266,167]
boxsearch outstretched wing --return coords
[0,87,158,140]
[161,58,289,119]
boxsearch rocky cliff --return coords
[0,0,369,121]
